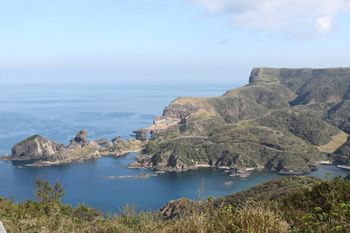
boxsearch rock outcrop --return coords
[127,153,193,172]
[111,136,123,144]
[229,168,251,177]
[95,138,108,145]
[70,129,88,146]
[3,130,115,166]
[133,101,200,140]
[10,135,63,160]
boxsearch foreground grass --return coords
[0,177,350,232]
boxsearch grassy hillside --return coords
[137,68,350,173]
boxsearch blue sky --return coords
[1,0,350,84]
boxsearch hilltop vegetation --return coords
[134,68,350,174]
[1,176,350,232]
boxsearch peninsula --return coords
[130,68,350,175]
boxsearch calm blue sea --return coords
[0,83,348,213]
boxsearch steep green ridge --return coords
[136,68,350,173]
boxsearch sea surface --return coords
[0,83,348,213]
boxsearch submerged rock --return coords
[223,181,233,186]
[133,173,158,179]
[118,175,133,179]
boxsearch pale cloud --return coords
[186,0,350,35]
[314,16,333,33]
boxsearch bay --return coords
[0,83,348,213]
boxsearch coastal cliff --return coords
[131,68,350,175]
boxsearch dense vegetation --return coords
[139,68,350,172]
[1,176,350,232]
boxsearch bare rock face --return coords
[127,153,190,172]
[229,168,251,177]
[6,129,109,166]
[0,153,9,161]
[111,136,123,144]
[133,129,149,141]
[133,100,200,141]
[11,135,61,160]
[88,140,100,148]
[72,129,88,146]
[160,102,199,123]
[95,138,108,145]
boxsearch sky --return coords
[1,0,350,84]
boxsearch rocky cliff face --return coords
[11,135,63,160]
[134,99,201,140]
[5,130,100,166]
[133,67,350,175]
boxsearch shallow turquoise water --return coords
[0,83,348,213]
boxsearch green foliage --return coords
[1,176,350,232]
[140,68,350,172]
[144,123,322,172]
[15,134,40,146]
[215,176,321,208]
[34,178,65,205]
[209,96,267,123]
[258,110,338,146]
[280,176,350,232]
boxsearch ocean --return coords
[0,83,347,213]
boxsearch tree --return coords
[33,177,65,205]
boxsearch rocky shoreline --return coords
[0,130,142,167]
[125,156,319,177]
[0,130,343,177]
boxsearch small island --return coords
[0,129,143,167]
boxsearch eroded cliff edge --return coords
[130,67,350,175]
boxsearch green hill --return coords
[132,68,350,174]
